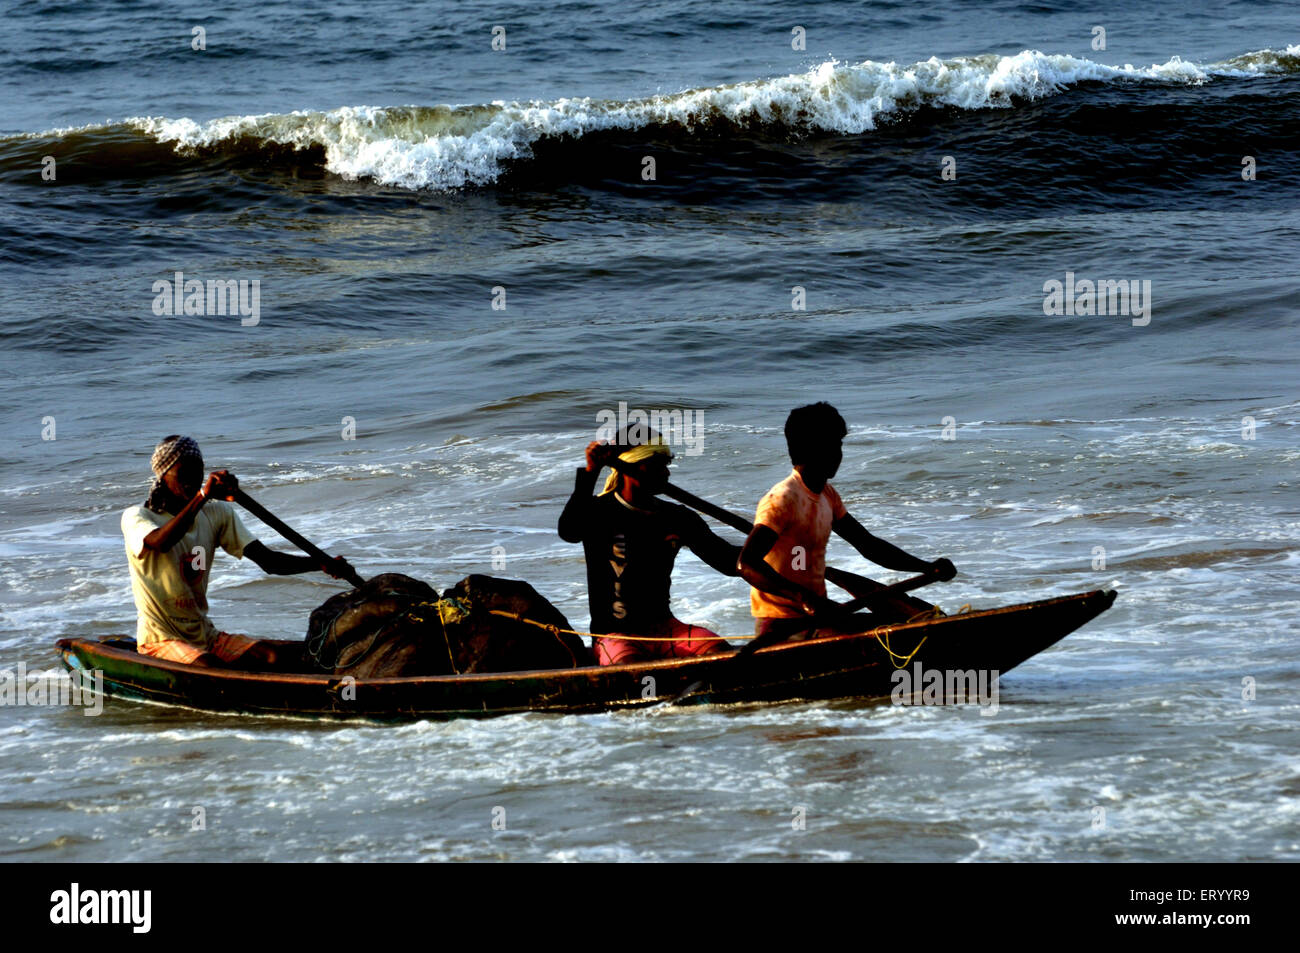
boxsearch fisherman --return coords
[558,431,803,666]
[121,435,356,670]
[737,403,955,641]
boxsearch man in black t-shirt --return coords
[557,437,763,665]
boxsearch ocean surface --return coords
[1,0,1297,862]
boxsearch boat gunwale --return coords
[56,588,1116,688]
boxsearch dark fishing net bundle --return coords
[304,573,591,678]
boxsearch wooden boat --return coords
[55,589,1115,721]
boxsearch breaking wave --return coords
[4,46,1298,191]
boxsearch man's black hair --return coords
[784,402,847,465]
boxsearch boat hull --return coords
[55,589,1116,721]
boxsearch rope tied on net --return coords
[483,608,581,667]
[407,600,586,669]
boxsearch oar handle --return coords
[733,567,941,661]
[814,568,940,620]
[602,456,930,605]
[230,488,366,589]
[603,457,746,532]
[664,481,751,534]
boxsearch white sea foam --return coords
[117,47,1299,191]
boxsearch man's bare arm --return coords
[141,493,205,553]
[832,513,954,579]
[244,540,357,579]
[141,470,236,553]
[244,540,314,575]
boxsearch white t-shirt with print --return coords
[121,501,257,647]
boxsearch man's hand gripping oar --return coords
[603,455,944,617]
[202,472,366,588]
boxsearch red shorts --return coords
[138,631,258,665]
[594,617,730,666]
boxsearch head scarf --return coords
[144,435,203,513]
[600,435,673,496]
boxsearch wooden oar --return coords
[231,487,367,589]
[736,567,940,656]
[603,456,934,612]
[665,566,942,706]
[661,478,932,609]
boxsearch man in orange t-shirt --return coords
[737,403,955,641]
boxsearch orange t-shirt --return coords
[749,469,848,618]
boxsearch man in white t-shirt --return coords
[122,435,355,670]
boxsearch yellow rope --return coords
[869,602,974,668]
[485,601,976,648]
[411,600,744,642]
[400,605,461,673]
[875,628,928,668]
[412,600,977,660]
[486,609,756,641]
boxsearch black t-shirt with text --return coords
[557,468,733,635]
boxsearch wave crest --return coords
[10,46,1299,191]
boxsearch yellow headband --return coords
[600,441,673,495]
